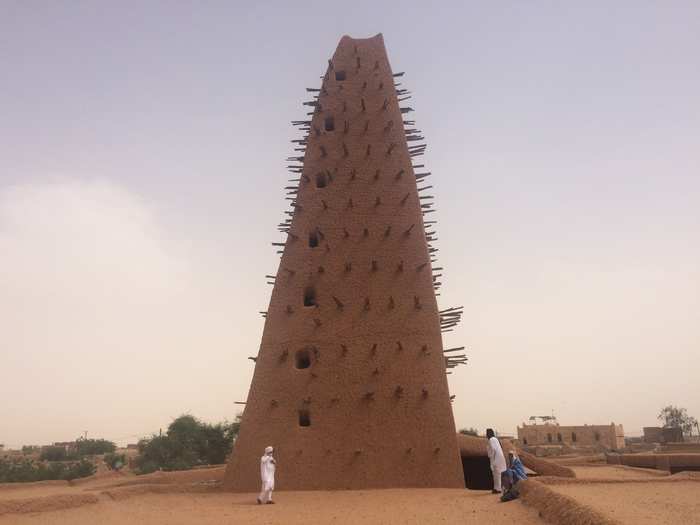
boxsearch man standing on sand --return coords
[257,446,276,505]
[486,428,506,494]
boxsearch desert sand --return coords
[0,468,542,525]
[552,481,700,524]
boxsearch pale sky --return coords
[1,1,699,449]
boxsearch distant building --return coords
[643,426,683,444]
[517,422,625,450]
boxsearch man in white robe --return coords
[486,428,506,494]
[257,446,276,504]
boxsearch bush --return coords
[0,458,95,483]
[40,446,72,462]
[459,427,479,437]
[134,414,240,474]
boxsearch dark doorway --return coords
[461,456,493,490]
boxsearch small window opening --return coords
[594,432,600,441]
[335,71,346,81]
[309,231,319,248]
[298,409,311,427]
[523,438,528,445]
[303,287,317,307]
[295,349,312,369]
[316,172,328,188]
[547,433,552,443]
[557,433,562,443]
[324,116,335,131]
[572,432,577,442]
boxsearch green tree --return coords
[134,414,241,474]
[658,405,698,436]
[459,427,479,437]
[75,438,116,456]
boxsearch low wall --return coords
[608,453,700,473]
[519,479,620,525]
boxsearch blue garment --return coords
[510,457,527,481]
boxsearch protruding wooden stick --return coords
[400,193,410,205]
[332,295,344,309]
[417,261,428,271]
[404,224,415,235]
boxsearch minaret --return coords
[224,33,465,491]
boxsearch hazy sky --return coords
[1,1,699,449]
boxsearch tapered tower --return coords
[224,34,466,491]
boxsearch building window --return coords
[557,433,562,443]
[294,348,312,369]
[547,434,552,443]
[335,71,346,81]
[303,287,317,307]
[298,409,311,427]
[594,432,600,441]
[315,172,328,188]
[523,438,528,445]
[572,432,577,442]
[324,116,334,131]
[309,230,319,248]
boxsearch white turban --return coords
[265,446,274,455]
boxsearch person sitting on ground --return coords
[257,446,276,505]
[500,451,527,502]
[508,450,527,482]
[486,428,507,494]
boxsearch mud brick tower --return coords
[224,34,466,491]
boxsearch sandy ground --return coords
[569,465,668,480]
[551,481,700,524]
[0,487,543,524]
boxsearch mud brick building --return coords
[224,34,466,491]
[518,422,625,450]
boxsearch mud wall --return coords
[223,34,463,491]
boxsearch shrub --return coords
[134,414,240,474]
